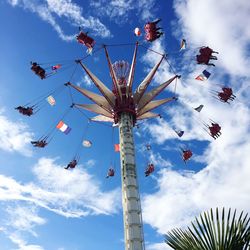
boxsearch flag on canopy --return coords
[51,64,61,71]
[175,130,184,137]
[195,70,211,81]
[46,95,56,106]
[82,140,92,147]
[194,104,204,112]
[56,121,71,134]
[114,144,120,152]
[180,39,186,50]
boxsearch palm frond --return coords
[165,208,250,250]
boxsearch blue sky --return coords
[0,0,250,249]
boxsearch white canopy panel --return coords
[137,97,174,116]
[137,75,177,110]
[79,63,115,106]
[76,104,113,118]
[91,115,114,123]
[137,111,160,120]
[69,83,113,112]
[133,55,164,104]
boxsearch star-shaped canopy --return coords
[68,43,180,125]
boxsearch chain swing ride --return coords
[16,19,236,250]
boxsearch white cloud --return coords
[147,242,171,250]
[139,0,250,244]
[0,205,45,249]
[7,0,111,41]
[149,151,172,169]
[9,233,45,250]
[138,0,158,21]
[85,159,96,167]
[0,110,33,156]
[32,157,121,215]
[173,0,250,76]
[0,157,120,249]
[0,157,120,217]
[90,0,158,23]
[142,119,176,144]
[8,0,19,6]
[6,206,46,236]
[76,74,93,87]
[142,137,250,233]
[90,0,134,21]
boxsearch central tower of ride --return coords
[119,112,144,249]
[68,42,179,250]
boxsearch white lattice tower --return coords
[119,112,144,250]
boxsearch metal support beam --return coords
[119,112,145,250]
[103,45,122,102]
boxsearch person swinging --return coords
[15,106,34,116]
[31,62,46,79]
[209,123,222,139]
[144,19,163,42]
[64,159,78,170]
[106,168,115,178]
[196,46,218,66]
[182,149,193,162]
[145,163,154,177]
[31,139,48,148]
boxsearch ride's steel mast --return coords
[68,42,179,250]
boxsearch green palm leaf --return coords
[165,208,250,250]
